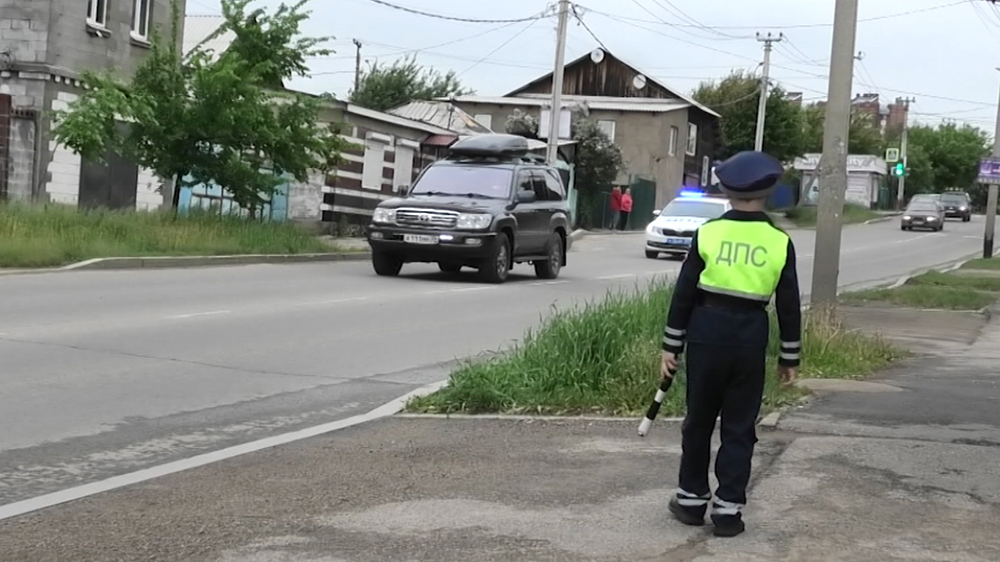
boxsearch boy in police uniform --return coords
[660,150,801,537]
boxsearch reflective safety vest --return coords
[696,220,789,301]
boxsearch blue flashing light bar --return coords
[677,188,705,198]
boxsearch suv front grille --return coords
[660,228,695,237]
[395,208,459,228]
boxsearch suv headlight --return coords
[372,208,396,224]
[456,213,492,230]
[960,206,968,211]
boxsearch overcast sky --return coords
[187,0,1000,133]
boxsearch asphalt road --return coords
[0,216,989,507]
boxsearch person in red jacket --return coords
[609,186,622,231]
[619,188,634,231]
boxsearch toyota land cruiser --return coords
[366,134,571,284]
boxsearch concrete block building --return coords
[0,0,182,207]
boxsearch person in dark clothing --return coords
[660,150,802,538]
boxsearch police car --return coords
[645,190,731,259]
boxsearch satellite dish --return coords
[632,74,647,90]
[590,48,605,64]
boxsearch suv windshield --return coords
[410,165,513,199]
[661,199,727,219]
[940,194,968,204]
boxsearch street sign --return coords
[885,147,900,163]
[978,158,1000,183]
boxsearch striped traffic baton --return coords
[637,368,677,437]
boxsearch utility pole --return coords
[810,0,859,309]
[896,97,915,210]
[545,0,570,164]
[984,68,1000,259]
[754,32,783,152]
[352,39,362,93]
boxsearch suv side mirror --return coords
[652,209,661,217]
[397,184,409,196]
[516,189,536,204]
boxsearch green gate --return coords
[625,176,656,231]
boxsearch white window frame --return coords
[87,0,109,27]
[132,0,153,41]
[597,120,616,142]
[668,126,679,156]
[474,114,494,131]
[362,137,388,190]
[686,123,698,157]
[393,145,415,192]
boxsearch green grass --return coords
[0,203,337,268]
[784,204,881,228]
[961,258,1000,271]
[841,270,1000,310]
[842,285,996,311]
[905,270,1000,292]
[407,279,901,417]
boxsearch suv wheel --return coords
[534,233,563,279]
[479,235,511,284]
[439,262,462,274]
[372,252,403,277]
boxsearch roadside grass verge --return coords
[905,270,1000,292]
[407,279,901,417]
[784,203,881,228]
[841,270,1000,311]
[0,203,340,268]
[961,258,1000,270]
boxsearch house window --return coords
[474,114,494,131]
[87,0,108,27]
[686,123,698,157]
[132,0,153,40]
[598,120,616,142]
[668,126,679,156]
[362,139,386,190]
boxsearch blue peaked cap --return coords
[714,151,785,198]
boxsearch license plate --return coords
[665,237,690,246]
[403,234,438,245]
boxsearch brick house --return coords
[0,0,182,208]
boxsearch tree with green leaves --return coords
[692,70,805,163]
[801,103,886,156]
[52,0,347,215]
[504,109,623,229]
[902,123,990,196]
[349,56,473,112]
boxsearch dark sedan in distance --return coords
[901,200,945,231]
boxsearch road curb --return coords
[570,228,588,242]
[54,252,372,272]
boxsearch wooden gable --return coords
[506,50,680,101]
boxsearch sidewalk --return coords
[2,307,998,561]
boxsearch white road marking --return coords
[597,274,636,280]
[167,310,231,320]
[424,286,495,295]
[521,280,571,287]
[296,296,369,307]
[0,380,449,522]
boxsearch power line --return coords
[361,0,554,24]
[577,0,968,30]
[455,19,539,77]
[648,0,748,39]
[629,0,750,40]
[572,5,611,52]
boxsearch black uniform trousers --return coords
[678,303,768,511]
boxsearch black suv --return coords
[939,191,972,221]
[367,134,571,284]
